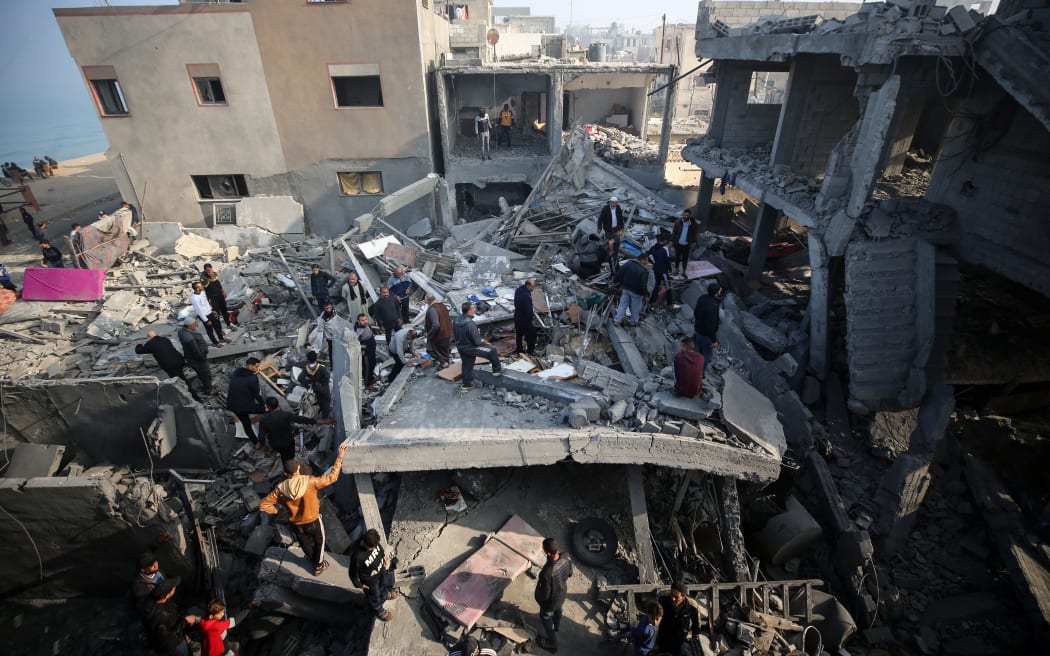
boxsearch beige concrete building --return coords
[55,0,450,236]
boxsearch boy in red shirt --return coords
[197,600,234,656]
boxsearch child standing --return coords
[631,602,663,656]
[197,600,235,656]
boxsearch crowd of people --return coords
[1,156,58,183]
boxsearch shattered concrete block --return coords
[244,525,275,556]
[738,311,788,354]
[639,421,662,433]
[608,399,629,423]
[567,408,590,429]
[572,397,602,422]
[680,422,700,438]
[653,391,717,421]
[5,444,66,478]
[874,454,931,555]
[574,359,640,398]
[174,233,223,258]
[662,420,683,435]
[721,371,787,459]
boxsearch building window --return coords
[188,64,226,105]
[328,64,383,108]
[338,171,383,196]
[192,174,248,200]
[84,66,129,116]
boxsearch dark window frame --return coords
[191,174,249,200]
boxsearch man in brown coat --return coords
[259,444,347,575]
[424,293,454,368]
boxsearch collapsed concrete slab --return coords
[721,370,788,459]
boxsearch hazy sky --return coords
[496,0,705,29]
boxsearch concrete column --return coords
[547,72,564,155]
[770,57,815,167]
[332,327,363,434]
[434,72,452,174]
[808,233,828,378]
[657,66,678,166]
[354,472,389,553]
[627,465,658,584]
[746,203,778,281]
[705,61,737,146]
[695,174,715,226]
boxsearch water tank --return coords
[588,42,607,63]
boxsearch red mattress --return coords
[21,267,105,301]
[430,514,546,629]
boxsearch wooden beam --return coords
[627,465,658,584]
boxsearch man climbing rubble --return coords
[177,317,215,396]
[140,577,195,656]
[613,253,652,327]
[259,444,347,576]
[136,330,201,401]
[453,301,502,392]
[256,396,335,462]
[297,350,333,418]
[190,281,228,348]
[132,551,168,607]
[227,357,264,443]
[349,528,396,622]
[387,327,418,382]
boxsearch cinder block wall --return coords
[718,65,782,149]
[789,64,859,176]
[926,98,1050,297]
[703,1,863,27]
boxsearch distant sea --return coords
[0,101,109,167]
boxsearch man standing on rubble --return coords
[535,537,573,652]
[671,209,697,279]
[648,233,673,307]
[475,108,492,160]
[453,301,502,391]
[297,350,333,418]
[355,313,379,386]
[386,265,412,325]
[190,281,228,348]
[136,330,201,401]
[178,317,215,396]
[656,581,702,656]
[369,286,402,350]
[200,263,236,331]
[141,577,195,656]
[692,282,720,374]
[132,551,168,607]
[673,338,704,398]
[599,196,624,237]
[69,223,85,268]
[256,396,335,462]
[349,528,397,622]
[424,293,453,368]
[613,253,652,327]
[227,357,264,443]
[341,271,369,321]
[514,279,537,356]
[40,239,65,268]
[260,444,348,577]
[310,263,338,313]
[316,301,350,359]
[498,103,514,149]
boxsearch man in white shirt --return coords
[190,281,228,347]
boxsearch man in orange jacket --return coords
[259,444,347,575]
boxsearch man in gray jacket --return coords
[178,317,214,396]
[452,302,502,391]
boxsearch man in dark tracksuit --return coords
[141,578,194,656]
[136,330,200,401]
[369,286,402,349]
[350,528,396,622]
[256,397,335,461]
[309,264,338,314]
[177,317,214,395]
[692,282,720,374]
[647,234,672,306]
[514,279,537,355]
[355,314,378,385]
[535,537,573,652]
[297,351,333,417]
[453,301,502,391]
[227,357,264,442]
[200,263,235,330]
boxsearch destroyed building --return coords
[2,0,1050,655]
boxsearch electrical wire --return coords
[0,501,43,583]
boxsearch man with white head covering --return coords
[599,196,624,238]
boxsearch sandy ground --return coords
[0,152,120,278]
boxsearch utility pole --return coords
[659,14,666,64]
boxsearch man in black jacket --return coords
[136,330,200,401]
[670,209,698,278]
[656,580,702,656]
[309,264,338,313]
[514,279,537,355]
[453,302,502,391]
[349,528,396,622]
[256,396,335,461]
[534,537,573,652]
[598,196,624,237]
[200,263,236,330]
[612,253,651,327]
[140,578,195,656]
[692,282,721,374]
[369,285,402,349]
[177,317,214,396]
[227,357,264,442]
[647,233,673,306]
[40,239,64,268]
[297,350,332,418]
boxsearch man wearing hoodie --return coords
[259,445,347,576]
[227,357,264,442]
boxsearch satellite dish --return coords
[487,28,500,46]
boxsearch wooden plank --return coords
[627,465,658,584]
[436,361,463,381]
[0,326,45,344]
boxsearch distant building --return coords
[55,0,450,235]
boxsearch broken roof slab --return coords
[440,62,675,76]
[342,375,780,483]
[695,31,965,67]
